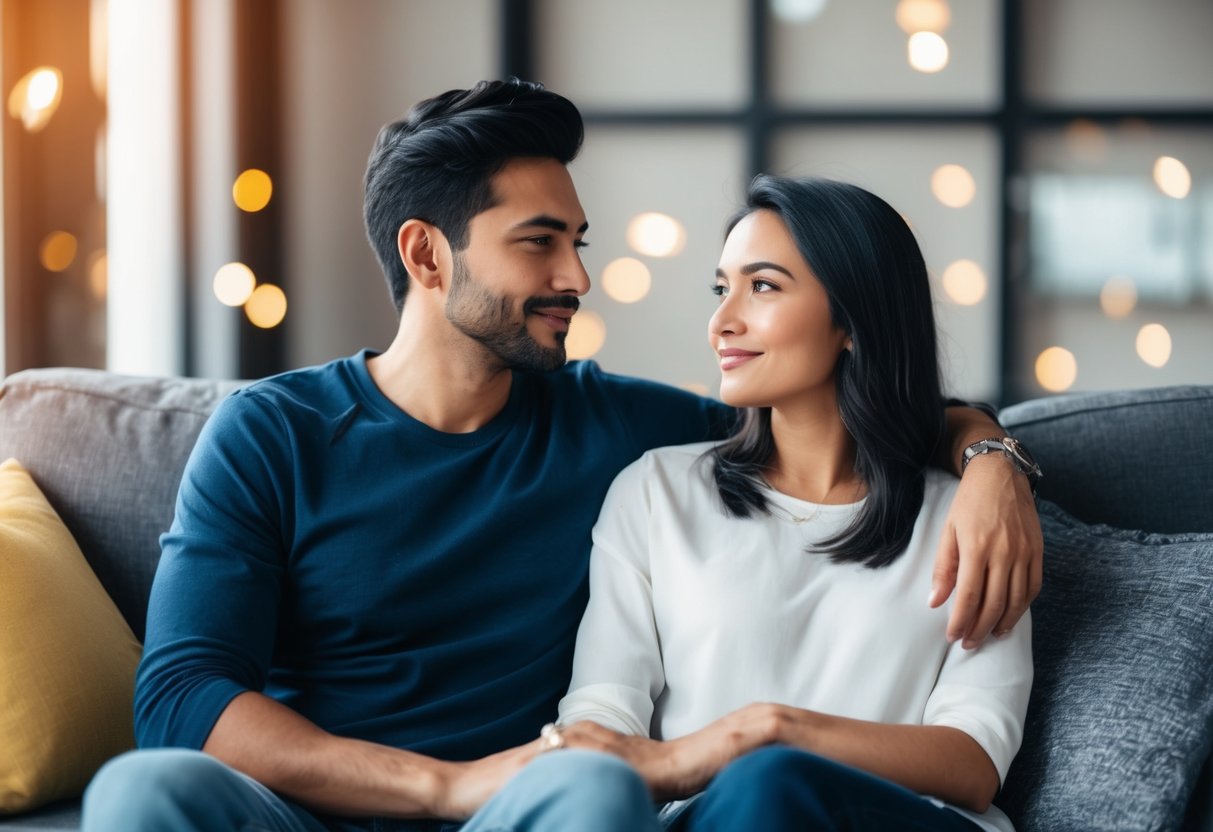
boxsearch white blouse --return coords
[558,442,1032,832]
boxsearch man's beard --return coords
[445,255,578,373]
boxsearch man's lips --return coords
[717,348,762,370]
[531,307,576,332]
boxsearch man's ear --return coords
[397,219,449,291]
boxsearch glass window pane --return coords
[569,128,746,392]
[1025,0,1213,106]
[536,0,748,109]
[1020,125,1213,394]
[772,127,1001,401]
[771,0,1000,109]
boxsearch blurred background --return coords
[2,0,1211,406]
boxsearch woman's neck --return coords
[767,394,865,505]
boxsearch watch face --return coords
[1003,437,1040,476]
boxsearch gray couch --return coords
[1,368,1210,831]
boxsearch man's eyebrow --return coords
[511,215,590,234]
[714,261,796,279]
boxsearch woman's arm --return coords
[935,404,1043,648]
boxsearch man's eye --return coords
[574,241,589,249]
[528,236,552,246]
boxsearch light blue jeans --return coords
[82,748,660,832]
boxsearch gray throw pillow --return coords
[996,501,1213,831]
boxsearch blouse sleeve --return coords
[557,455,665,737]
[923,610,1034,786]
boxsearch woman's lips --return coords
[718,348,762,370]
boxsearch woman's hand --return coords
[932,453,1043,649]
[558,712,780,801]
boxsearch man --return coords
[83,80,1041,832]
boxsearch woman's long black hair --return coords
[711,176,945,568]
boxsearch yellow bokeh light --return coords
[1035,347,1077,393]
[908,32,949,73]
[565,310,606,360]
[626,212,686,258]
[1136,323,1172,368]
[1063,119,1108,162]
[931,164,976,208]
[601,257,652,304]
[1099,276,1137,319]
[88,250,108,300]
[39,231,78,272]
[896,0,951,34]
[940,260,987,306]
[7,66,63,132]
[245,283,287,328]
[214,262,257,307]
[1153,156,1192,200]
[233,168,273,212]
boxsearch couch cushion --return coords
[996,501,1213,831]
[0,369,241,639]
[0,460,142,816]
[999,385,1213,534]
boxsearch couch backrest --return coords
[0,368,239,640]
[999,385,1213,534]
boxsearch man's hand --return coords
[434,741,543,819]
[557,710,779,801]
[931,453,1043,648]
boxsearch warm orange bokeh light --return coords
[245,283,287,328]
[233,169,273,212]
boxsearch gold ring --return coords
[539,722,566,752]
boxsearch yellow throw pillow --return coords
[0,458,142,814]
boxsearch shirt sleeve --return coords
[133,388,290,750]
[557,455,665,736]
[922,611,1034,786]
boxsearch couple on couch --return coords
[82,79,1037,832]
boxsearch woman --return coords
[555,176,1032,831]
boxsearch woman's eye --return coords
[710,283,727,297]
[528,236,552,246]
[752,279,777,293]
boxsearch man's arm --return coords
[203,692,537,820]
[932,404,1043,648]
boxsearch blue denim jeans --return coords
[82,748,659,832]
[660,746,983,832]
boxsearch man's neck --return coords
[367,309,514,434]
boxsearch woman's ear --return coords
[397,219,448,291]
[844,337,854,352]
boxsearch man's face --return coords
[445,157,590,373]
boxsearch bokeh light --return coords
[8,66,63,132]
[1152,156,1191,199]
[565,310,606,360]
[626,212,686,258]
[940,260,987,306]
[1136,323,1172,368]
[908,32,949,73]
[245,283,287,328]
[213,262,257,307]
[896,0,951,33]
[1035,347,1077,392]
[233,169,273,212]
[931,164,976,208]
[88,251,108,300]
[602,257,652,304]
[1099,276,1137,319]
[39,231,78,272]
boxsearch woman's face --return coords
[709,209,849,410]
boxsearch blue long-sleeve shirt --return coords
[135,351,729,761]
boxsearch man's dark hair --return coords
[711,176,945,568]
[363,79,584,312]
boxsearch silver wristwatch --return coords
[961,436,1043,494]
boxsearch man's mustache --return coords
[524,296,581,314]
